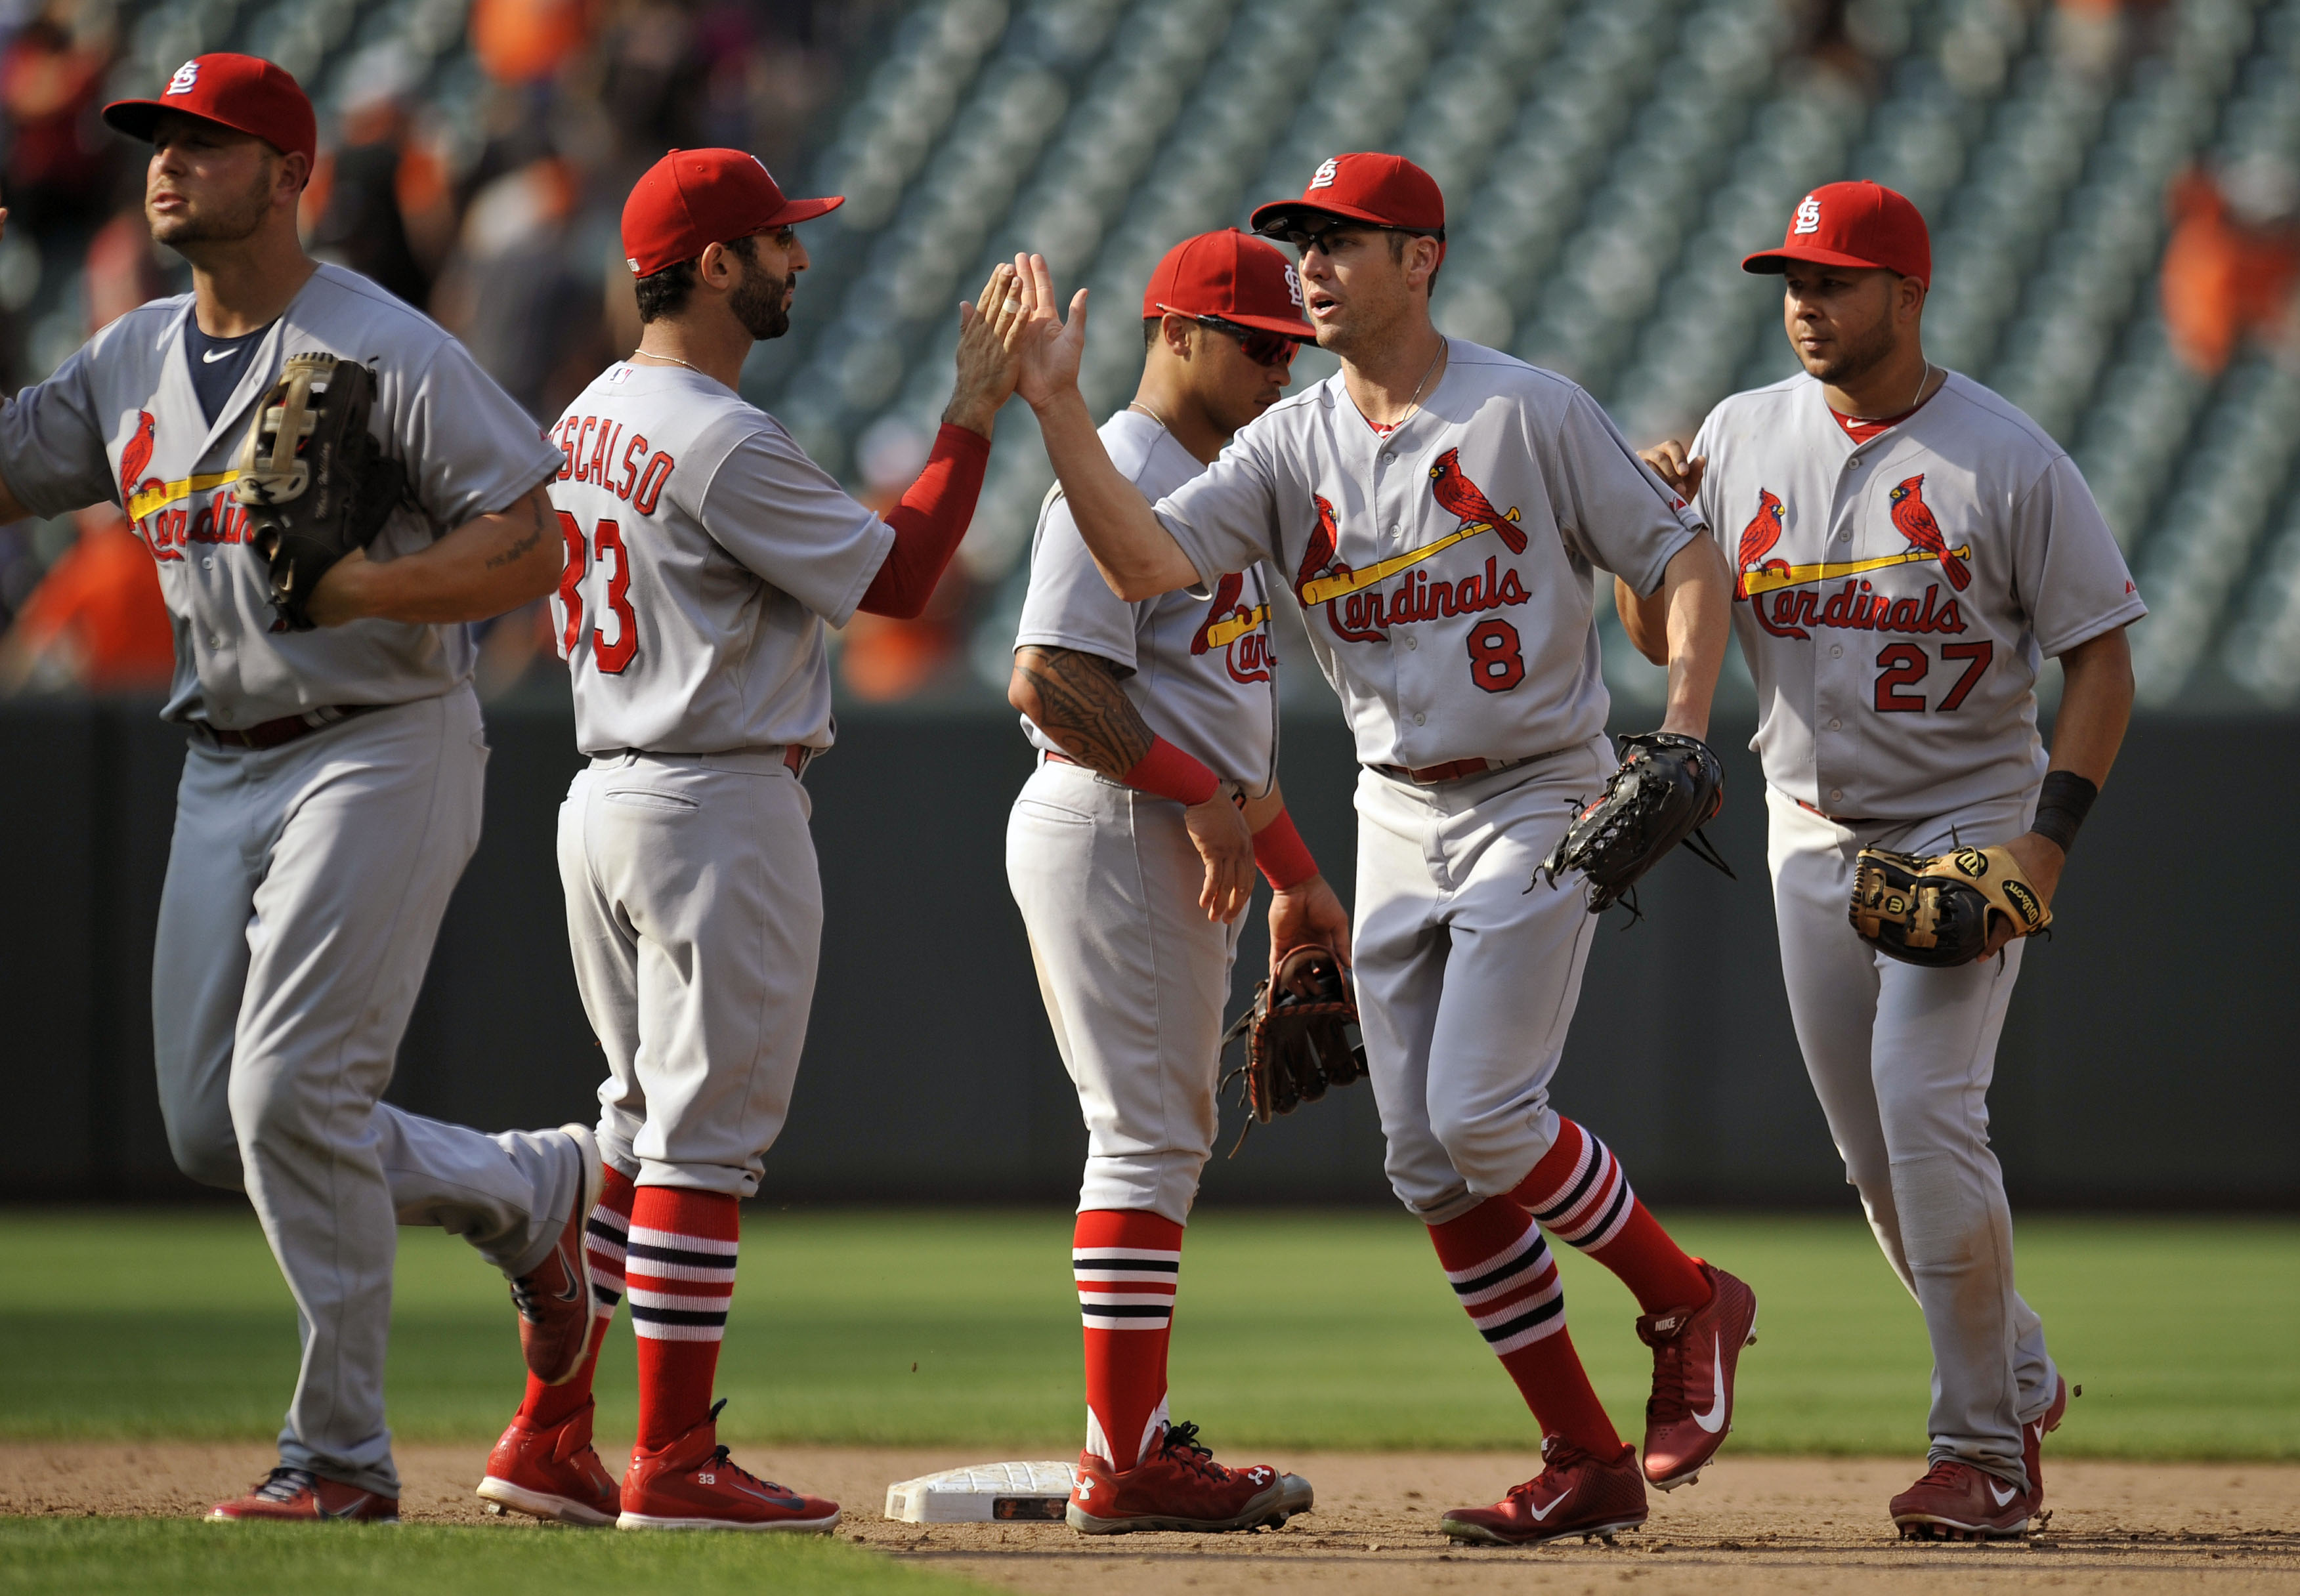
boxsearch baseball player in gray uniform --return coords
[1006,228,1341,1534]
[1009,154,1758,1547]
[477,148,1020,1532]
[0,55,597,1522]
[1632,181,2141,1539]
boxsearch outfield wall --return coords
[3,696,2291,1209]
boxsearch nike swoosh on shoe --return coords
[1525,1484,1573,1521]
[1987,1480,2019,1507]
[1692,1334,1728,1433]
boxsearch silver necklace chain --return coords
[1369,339,1446,433]
[1851,360,1935,423]
[1126,399,1173,432]
[630,348,706,375]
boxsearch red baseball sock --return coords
[1073,1209,1183,1469]
[628,1185,740,1454]
[1429,1198,1619,1453]
[516,1164,637,1430]
[1510,1118,1709,1314]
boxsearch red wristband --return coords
[1120,737,1221,807]
[1252,808,1319,891]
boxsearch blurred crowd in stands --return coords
[0,0,2295,704]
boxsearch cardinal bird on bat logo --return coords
[1887,475,1970,590]
[1736,488,1787,601]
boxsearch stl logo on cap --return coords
[1310,157,1339,190]
[1283,264,1302,306]
[167,60,200,94]
[1793,196,1821,235]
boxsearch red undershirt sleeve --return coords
[856,423,991,618]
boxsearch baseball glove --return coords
[1849,844,2052,967]
[235,353,407,631]
[1535,731,1734,915]
[1218,945,1366,1154]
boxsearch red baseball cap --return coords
[103,54,316,171]
[1249,152,1446,240]
[621,148,842,277]
[1742,180,1932,285]
[1142,229,1317,339]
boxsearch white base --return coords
[884,1461,1080,1523]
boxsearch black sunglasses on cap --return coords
[1278,220,1445,258]
[1157,304,1302,368]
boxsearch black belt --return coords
[204,704,383,750]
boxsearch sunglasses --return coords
[1160,305,1301,368]
[1280,222,1443,258]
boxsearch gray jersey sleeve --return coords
[0,333,125,515]
[690,417,895,627]
[2011,453,2146,656]
[1151,425,1284,590]
[398,337,564,526]
[1015,488,1139,672]
[1547,388,1701,596]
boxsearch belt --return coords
[203,704,383,751]
[1797,797,1879,826]
[1371,752,1541,786]
[599,744,813,776]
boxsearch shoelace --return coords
[249,1466,317,1502]
[1157,1421,1231,1482]
[1644,1327,1690,1426]
[1911,1458,1973,1490]
[696,1399,797,1496]
[1509,1436,1597,1502]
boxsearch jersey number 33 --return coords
[559,511,638,673]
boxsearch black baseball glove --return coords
[235,353,407,631]
[1218,945,1366,1154]
[1535,731,1734,915]
[1849,844,2052,967]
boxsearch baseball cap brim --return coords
[766,194,843,228]
[1157,302,1317,341]
[1741,243,1905,275]
[1248,198,1434,238]
[102,98,276,153]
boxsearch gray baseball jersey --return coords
[1154,339,1699,768]
[0,262,563,728]
[547,362,894,756]
[1017,409,1279,793]
[1690,371,2146,820]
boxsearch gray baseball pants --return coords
[152,687,583,1498]
[1766,783,2059,1488]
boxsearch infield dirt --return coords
[3,1442,2293,1594]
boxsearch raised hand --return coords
[946,262,1022,437]
[1009,251,1088,411]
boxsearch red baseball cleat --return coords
[208,1467,398,1522]
[1440,1437,1648,1546]
[1066,1421,1313,1534]
[2023,1374,2069,1516]
[1636,1261,1758,1490]
[509,1125,603,1386]
[1890,1458,2032,1540]
[477,1398,620,1526]
[617,1402,839,1532]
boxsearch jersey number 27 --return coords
[559,511,637,673]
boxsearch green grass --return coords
[0,1520,993,1596]
[1,1208,2293,1461]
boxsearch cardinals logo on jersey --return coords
[119,410,158,509]
[1887,475,1970,590]
[1191,569,1275,683]
[1735,488,1787,601]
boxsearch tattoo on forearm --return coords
[1015,646,1153,776]
[482,490,551,571]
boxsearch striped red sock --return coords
[1074,1209,1182,1470]
[1510,1118,1709,1314]
[516,1164,636,1430]
[1429,1198,1619,1453]
[628,1186,740,1454]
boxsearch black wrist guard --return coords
[2031,770,2098,856]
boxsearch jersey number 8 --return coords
[558,511,638,673]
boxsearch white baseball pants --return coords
[1352,739,1614,1226]
[150,686,584,1498]
[1006,758,1241,1226]
[559,751,820,1196]
[1766,783,2059,1486]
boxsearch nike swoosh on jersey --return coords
[1738,543,1973,597]
[1692,1335,1729,1433]
[1525,1484,1573,1521]
[202,346,240,363]
[1298,511,1521,608]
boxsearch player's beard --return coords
[149,161,273,247]
[731,258,794,341]
[1800,308,1898,388]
